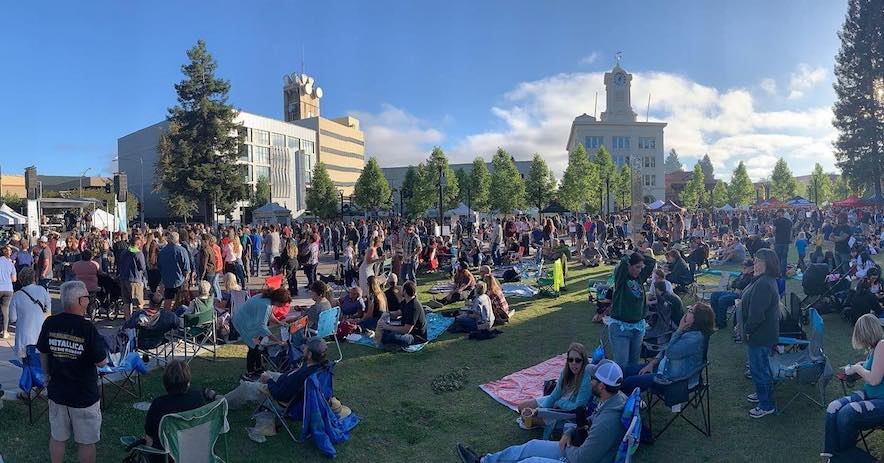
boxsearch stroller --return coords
[88,274,125,321]
[797,263,852,319]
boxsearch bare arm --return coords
[855,341,884,386]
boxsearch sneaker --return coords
[0,332,8,339]
[746,393,759,403]
[456,443,481,463]
[748,407,775,418]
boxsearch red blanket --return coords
[479,355,565,411]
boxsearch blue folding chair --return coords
[10,345,47,424]
[98,330,148,410]
[307,306,343,363]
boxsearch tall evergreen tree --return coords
[728,161,755,206]
[454,168,469,204]
[524,153,556,210]
[353,157,392,211]
[306,163,339,219]
[252,176,271,207]
[557,144,598,212]
[711,181,729,208]
[832,174,866,200]
[770,158,798,200]
[664,149,683,174]
[400,165,432,217]
[833,0,884,197]
[155,40,247,224]
[469,157,491,212]
[680,163,707,210]
[808,163,833,204]
[698,154,715,180]
[489,148,526,213]
[421,147,459,211]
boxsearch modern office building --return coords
[117,111,316,222]
[566,61,667,203]
[284,73,365,194]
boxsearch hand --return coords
[259,372,272,384]
[559,433,571,454]
[639,363,655,375]
[678,314,691,331]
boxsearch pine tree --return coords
[728,161,755,206]
[770,158,798,200]
[557,144,598,212]
[524,153,556,211]
[421,147,459,211]
[832,174,866,200]
[489,148,526,213]
[469,157,491,212]
[306,163,339,219]
[698,154,715,181]
[711,181,729,208]
[664,149,683,174]
[155,40,247,224]
[833,0,884,197]
[454,168,469,204]
[594,147,616,213]
[680,163,707,210]
[353,157,392,211]
[808,163,833,204]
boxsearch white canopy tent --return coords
[647,199,665,210]
[0,204,26,226]
[253,202,292,226]
[716,204,735,212]
[90,208,116,231]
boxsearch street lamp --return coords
[79,167,92,198]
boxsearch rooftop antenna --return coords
[301,44,305,75]
[646,93,651,122]
[593,92,598,119]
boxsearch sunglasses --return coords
[567,357,584,364]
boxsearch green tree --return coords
[469,157,491,212]
[168,196,198,223]
[699,154,715,180]
[489,148,526,213]
[401,164,433,217]
[252,176,271,207]
[728,161,755,206]
[306,163,339,219]
[421,147,459,211]
[614,164,632,210]
[833,0,884,198]
[770,158,798,200]
[594,147,616,212]
[454,168,469,204]
[155,40,247,225]
[353,157,392,211]
[0,193,24,213]
[832,174,866,200]
[680,163,707,210]
[711,181,729,208]
[808,163,833,204]
[664,149,683,174]
[557,144,598,212]
[524,153,556,211]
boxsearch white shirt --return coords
[0,256,15,292]
[10,284,50,358]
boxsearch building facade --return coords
[566,62,666,203]
[118,111,316,222]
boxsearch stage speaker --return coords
[25,167,38,200]
[114,173,128,202]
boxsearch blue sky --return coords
[0,0,846,179]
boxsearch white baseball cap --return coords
[39,236,49,243]
[592,360,624,387]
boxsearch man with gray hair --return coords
[37,280,108,463]
[158,231,191,310]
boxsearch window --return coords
[253,146,270,165]
[247,164,254,182]
[643,156,656,168]
[612,136,630,149]
[271,133,285,147]
[252,129,269,145]
[584,136,604,149]
[255,166,270,181]
[638,137,656,149]
[305,154,313,181]
[238,127,250,142]
[302,140,315,155]
[643,174,657,186]
[238,144,249,162]
[287,136,301,150]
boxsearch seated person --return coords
[374,281,428,347]
[580,242,603,268]
[458,362,627,463]
[482,272,511,323]
[850,250,876,281]
[709,259,755,330]
[649,280,685,326]
[647,268,673,306]
[665,250,694,288]
[621,303,714,395]
[516,343,593,426]
[303,281,332,330]
[720,239,747,264]
[356,275,387,332]
[428,266,475,308]
[177,281,214,321]
[810,246,826,267]
[139,360,211,454]
[338,286,365,318]
[684,238,709,274]
[384,273,402,312]
[844,278,883,323]
[222,337,328,408]
[451,281,494,333]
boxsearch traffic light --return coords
[104,183,112,194]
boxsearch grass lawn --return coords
[3,248,884,463]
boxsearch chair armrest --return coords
[778,337,810,346]
[655,361,708,385]
[535,408,577,421]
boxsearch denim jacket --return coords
[656,330,705,385]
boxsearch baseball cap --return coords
[39,236,48,243]
[592,360,623,387]
[305,337,328,356]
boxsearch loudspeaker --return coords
[114,173,127,201]
[25,167,38,200]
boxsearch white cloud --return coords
[787,63,827,99]
[349,103,443,166]
[760,78,777,95]
[580,52,600,66]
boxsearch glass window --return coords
[271,133,285,147]
[238,127,250,142]
[584,136,604,149]
[303,140,315,155]
[255,165,270,181]
[638,137,656,149]
[253,146,270,165]
[644,156,656,168]
[287,136,300,150]
[305,154,313,181]
[252,129,269,145]
[247,164,254,182]
[238,144,249,162]
[612,136,630,149]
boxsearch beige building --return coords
[284,73,364,194]
[0,175,25,197]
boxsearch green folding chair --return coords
[121,398,230,462]
[174,304,218,364]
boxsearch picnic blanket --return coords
[479,355,566,411]
[348,312,454,352]
[428,282,455,294]
[500,282,540,298]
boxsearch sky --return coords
[0,0,848,181]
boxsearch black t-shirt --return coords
[385,287,401,312]
[401,297,428,344]
[773,217,793,244]
[37,312,107,407]
[144,390,206,451]
[833,224,853,253]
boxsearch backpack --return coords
[502,269,520,282]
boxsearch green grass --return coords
[3,250,884,462]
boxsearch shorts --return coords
[49,399,101,444]
[121,281,144,308]
[163,285,181,300]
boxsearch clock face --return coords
[614,73,626,86]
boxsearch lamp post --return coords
[438,164,444,233]
[389,188,397,216]
[340,191,344,222]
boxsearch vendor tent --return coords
[446,203,477,216]
[861,192,884,206]
[786,196,816,208]
[540,201,569,214]
[754,198,787,210]
[716,204,735,212]
[0,204,27,225]
[832,196,862,208]
[253,202,292,225]
[656,200,685,213]
[90,209,115,230]
[647,199,665,210]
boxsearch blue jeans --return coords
[358,317,378,331]
[824,391,884,454]
[454,315,478,332]
[491,243,501,266]
[710,291,738,329]
[774,243,789,277]
[621,363,659,396]
[746,344,776,411]
[608,323,644,368]
[400,262,416,283]
[483,439,564,463]
[204,272,222,301]
[382,331,415,347]
[249,251,260,276]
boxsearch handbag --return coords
[336,320,358,338]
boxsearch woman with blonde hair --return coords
[358,275,387,332]
[482,272,510,324]
[516,342,593,428]
[821,313,884,462]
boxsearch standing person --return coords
[197,235,218,299]
[35,236,54,289]
[302,232,320,288]
[331,222,342,261]
[831,215,853,273]
[280,238,299,296]
[772,209,792,277]
[491,219,503,266]
[240,227,252,284]
[10,267,50,359]
[117,235,146,318]
[358,237,381,297]
[249,227,263,277]
[0,245,17,338]
[269,225,281,272]
[157,232,191,311]
[38,281,108,463]
[609,240,656,368]
[400,224,422,283]
[740,248,780,418]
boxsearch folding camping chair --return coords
[770,308,834,412]
[99,329,147,410]
[261,317,309,374]
[536,259,564,297]
[136,325,174,367]
[173,305,218,364]
[306,306,343,363]
[697,271,732,301]
[121,398,230,463]
[535,343,608,439]
[10,345,47,424]
[644,333,712,441]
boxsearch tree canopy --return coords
[401,165,432,217]
[489,148,526,213]
[664,149,683,174]
[422,147,459,211]
[698,154,714,181]
[252,176,271,207]
[680,163,707,210]
[557,144,598,212]
[711,181,729,208]
[469,157,491,212]
[524,153,556,211]
[770,157,798,200]
[808,163,833,204]
[353,157,392,211]
[728,161,755,206]
[306,162,339,219]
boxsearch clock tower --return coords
[600,62,637,123]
